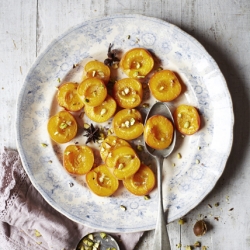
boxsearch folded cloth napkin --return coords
[0,147,143,250]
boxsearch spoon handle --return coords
[152,156,171,250]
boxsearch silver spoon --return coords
[144,102,176,250]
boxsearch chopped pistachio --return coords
[136,145,143,151]
[144,195,150,200]
[100,108,107,116]
[177,153,182,159]
[124,87,130,94]
[118,163,125,170]
[159,86,164,91]
[98,70,105,78]
[198,146,201,150]
[196,159,200,164]
[184,121,190,128]
[57,77,61,83]
[84,123,90,129]
[35,230,41,237]
[130,118,135,125]
[88,234,94,240]
[157,67,163,71]
[41,143,48,147]
[100,232,107,239]
[194,241,201,247]
[137,75,145,78]
[125,120,130,128]
[59,122,68,129]
[214,202,219,207]
[127,35,131,39]
[142,103,150,108]
[172,163,176,167]
[120,205,126,211]
[178,218,185,225]
[85,98,89,103]
[112,62,119,69]
[133,71,139,77]
[185,246,192,250]
[135,61,141,69]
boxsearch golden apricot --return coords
[149,70,182,102]
[112,108,144,140]
[84,60,110,84]
[84,94,117,123]
[113,78,143,108]
[57,82,84,112]
[63,145,94,175]
[100,136,131,162]
[123,164,156,196]
[144,115,174,150]
[77,77,107,107]
[120,48,154,78]
[173,104,200,135]
[47,110,77,144]
[86,164,119,197]
[105,146,140,180]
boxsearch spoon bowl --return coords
[144,102,176,250]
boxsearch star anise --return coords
[104,43,120,66]
[83,123,100,144]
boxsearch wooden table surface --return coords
[1,1,250,249]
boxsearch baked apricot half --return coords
[84,60,110,84]
[120,48,154,78]
[77,77,107,107]
[149,70,182,102]
[86,164,119,197]
[123,164,155,196]
[47,111,77,144]
[112,108,144,140]
[57,82,84,112]
[105,146,140,180]
[113,78,143,108]
[63,145,94,175]
[84,94,117,123]
[100,136,131,162]
[144,115,174,150]
[173,104,200,135]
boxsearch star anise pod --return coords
[104,43,120,66]
[83,123,100,144]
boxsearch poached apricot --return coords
[123,164,155,196]
[100,136,131,162]
[47,110,77,144]
[57,82,84,112]
[86,164,119,197]
[120,48,154,78]
[173,104,200,135]
[63,145,94,175]
[113,78,143,108]
[105,146,140,180]
[84,94,117,123]
[77,77,107,107]
[112,108,144,140]
[144,115,174,150]
[149,70,182,102]
[84,60,110,84]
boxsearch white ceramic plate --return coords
[16,14,234,233]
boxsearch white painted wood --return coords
[1,0,250,249]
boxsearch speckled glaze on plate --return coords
[16,14,234,233]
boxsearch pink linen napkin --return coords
[0,147,143,250]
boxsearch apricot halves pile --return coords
[47,47,201,198]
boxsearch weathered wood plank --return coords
[0,0,37,149]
